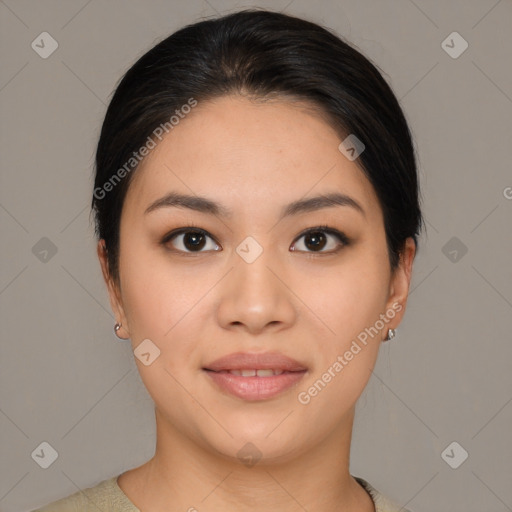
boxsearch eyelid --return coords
[161,225,213,244]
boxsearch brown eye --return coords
[291,226,349,253]
[162,228,220,253]
[304,231,328,251]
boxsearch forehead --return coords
[123,95,382,224]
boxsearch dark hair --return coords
[92,8,424,284]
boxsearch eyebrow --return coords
[144,191,366,219]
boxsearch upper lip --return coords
[203,351,307,372]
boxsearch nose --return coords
[216,247,297,335]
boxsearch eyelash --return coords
[160,224,350,256]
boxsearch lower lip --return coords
[203,370,307,401]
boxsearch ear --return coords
[383,237,416,339]
[97,240,130,339]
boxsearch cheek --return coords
[117,245,208,397]
[118,243,216,376]
[296,263,388,415]
[118,238,192,334]
[297,258,389,410]
[309,258,390,347]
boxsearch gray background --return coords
[1,1,511,511]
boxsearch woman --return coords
[34,8,422,512]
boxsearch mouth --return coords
[202,351,308,401]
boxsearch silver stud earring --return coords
[114,322,126,340]
[384,328,396,342]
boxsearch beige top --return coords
[32,474,412,512]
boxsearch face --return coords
[99,95,415,464]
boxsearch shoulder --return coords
[31,475,140,512]
[354,476,414,512]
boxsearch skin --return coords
[98,94,416,512]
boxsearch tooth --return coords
[256,369,275,377]
[226,369,286,377]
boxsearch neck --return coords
[118,406,374,512]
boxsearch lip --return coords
[202,351,308,401]
[203,351,308,372]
